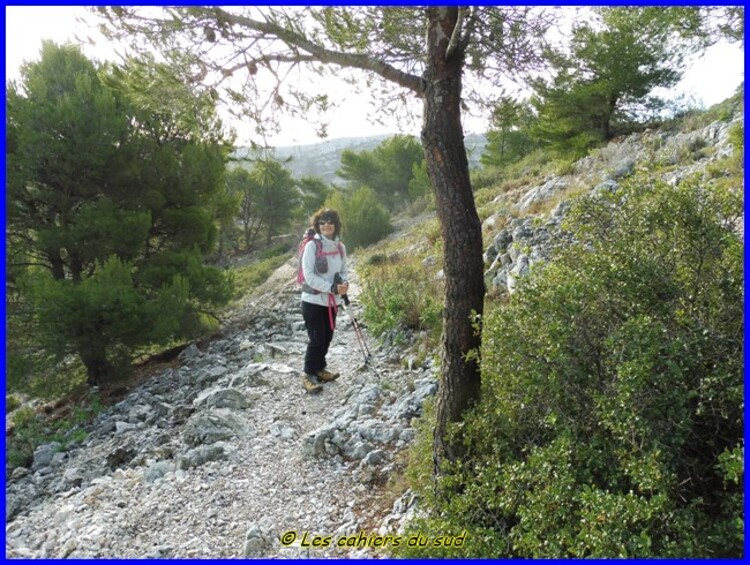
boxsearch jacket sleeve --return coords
[301,240,334,294]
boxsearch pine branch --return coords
[211,7,424,95]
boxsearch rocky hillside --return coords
[5,104,741,558]
[480,113,742,297]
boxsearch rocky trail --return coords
[5,260,433,558]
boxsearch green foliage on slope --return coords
[396,156,743,556]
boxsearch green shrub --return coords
[6,407,43,469]
[359,254,443,341]
[408,160,432,201]
[5,392,103,470]
[5,395,22,414]
[16,252,232,387]
[327,186,393,249]
[402,170,743,557]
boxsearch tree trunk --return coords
[47,250,66,281]
[70,252,83,284]
[422,7,485,479]
[78,344,113,386]
[603,95,617,140]
[243,221,251,249]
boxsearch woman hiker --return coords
[299,208,349,394]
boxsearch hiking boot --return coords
[317,368,340,382]
[302,374,323,394]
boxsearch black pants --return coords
[302,301,337,375]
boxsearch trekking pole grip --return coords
[334,273,350,305]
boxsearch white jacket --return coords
[300,233,348,307]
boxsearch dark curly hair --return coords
[311,208,342,239]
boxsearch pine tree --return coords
[7,42,233,387]
[530,7,687,154]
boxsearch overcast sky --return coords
[5,5,745,147]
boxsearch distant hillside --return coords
[232,133,487,185]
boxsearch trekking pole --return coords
[341,293,371,363]
[334,275,371,363]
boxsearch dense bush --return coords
[400,170,743,557]
[326,186,393,249]
[18,257,210,386]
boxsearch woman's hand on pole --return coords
[336,281,350,295]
